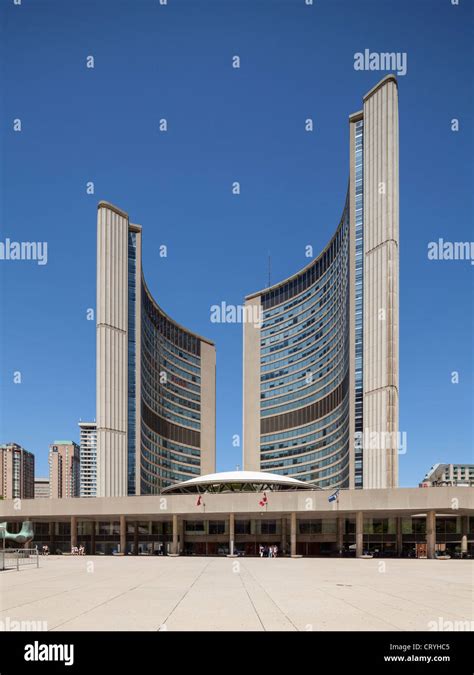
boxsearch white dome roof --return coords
[181,471,307,486]
[162,470,314,493]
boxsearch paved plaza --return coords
[1,556,472,632]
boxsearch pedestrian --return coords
[273,545,278,558]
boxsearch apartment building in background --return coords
[79,422,97,497]
[0,443,35,499]
[34,477,50,499]
[49,441,80,498]
[421,463,474,488]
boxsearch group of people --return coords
[41,545,50,555]
[70,545,85,555]
[259,544,278,558]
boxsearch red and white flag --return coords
[259,492,268,507]
[196,495,202,506]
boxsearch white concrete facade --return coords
[96,203,129,497]
[200,341,217,477]
[242,296,261,472]
[3,487,471,521]
[362,75,399,488]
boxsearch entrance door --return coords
[307,542,321,556]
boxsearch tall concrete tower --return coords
[96,202,216,497]
[243,75,399,489]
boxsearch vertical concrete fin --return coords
[362,77,399,488]
[96,202,129,497]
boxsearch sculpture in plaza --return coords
[0,521,34,545]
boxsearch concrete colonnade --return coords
[67,511,471,558]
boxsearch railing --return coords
[0,547,39,571]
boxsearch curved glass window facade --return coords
[95,200,216,497]
[244,199,350,488]
[140,286,213,493]
[243,76,399,491]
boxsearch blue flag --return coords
[328,489,340,503]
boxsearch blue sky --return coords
[0,0,472,486]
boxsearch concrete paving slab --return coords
[0,556,472,632]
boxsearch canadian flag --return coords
[196,495,202,506]
[259,492,268,507]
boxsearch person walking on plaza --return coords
[259,545,264,558]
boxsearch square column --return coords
[461,516,468,556]
[290,512,297,557]
[179,518,185,555]
[49,522,55,552]
[171,514,179,556]
[228,513,236,556]
[120,515,126,555]
[336,517,344,554]
[426,510,436,559]
[70,516,77,551]
[356,511,364,557]
[281,517,287,555]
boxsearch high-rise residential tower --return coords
[49,441,80,498]
[243,75,399,489]
[78,422,97,497]
[96,202,216,497]
[0,443,35,499]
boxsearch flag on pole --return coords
[196,495,202,506]
[328,489,340,503]
[259,492,268,507]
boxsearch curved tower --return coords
[96,202,216,496]
[243,75,399,489]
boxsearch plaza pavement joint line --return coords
[156,558,212,631]
[236,567,266,631]
[50,564,174,631]
[239,561,299,631]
